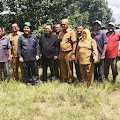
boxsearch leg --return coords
[85,63,94,87]
[59,52,68,82]
[74,61,82,82]
[79,64,86,82]
[23,61,32,85]
[111,58,118,83]
[65,52,73,83]
[98,60,104,82]
[54,59,59,78]
[3,62,9,82]
[49,58,55,81]
[104,58,110,81]
[0,63,3,81]
[30,60,39,85]
[19,58,25,82]
[42,56,48,82]
[12,57,19,80]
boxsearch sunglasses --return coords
[61,24,65,26]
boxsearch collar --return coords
[91,30,101,35]
[106,31,115,37]
[12,31,19,36]
[23,33,32,38]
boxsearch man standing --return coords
[75,25,83,82]
[54,23,61,79]
[0,27,12,82]
[39,25,59,82]
[18,22,40,86]
[91,20,108,82]
[104,22,120,83]
[9,23,25,82]
[59,19,77,83]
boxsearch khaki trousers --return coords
[59,51,73,83]
[80,62,94,87]
[12,57,25,82]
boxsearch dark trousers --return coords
[94,60,104,82]
[74,61,82,82]
[0,62,9,81]
[42,56,55,81]
[23,60,39,85]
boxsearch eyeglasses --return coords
[61,24,65,26]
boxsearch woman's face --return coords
[82,31,87,39]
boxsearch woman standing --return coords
[75,29,98,88]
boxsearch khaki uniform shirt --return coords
[76,39,98,64]
[59,28,76,51]
[9,31,23,57]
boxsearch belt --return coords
[61,50,72,53]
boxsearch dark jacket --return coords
[39,33,59,58]
[17,33,40,61]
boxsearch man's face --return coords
[61,20,68,31]
[55,24,61,33]
[45,25,52,35]
[108,25,115,32]
[93,23,101,31]
[12,24,19,32]
[23,26,31,35]
[77,26,83,34]
[0,28,2,37]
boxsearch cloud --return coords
[106,0,120,24]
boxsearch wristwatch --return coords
[72,53,75,55]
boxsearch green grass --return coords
[0,63,120,120]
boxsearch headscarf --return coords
[82,29,92,43]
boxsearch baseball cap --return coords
[94,20,101,26]
[108,22,115,26]
[24,22,32,27]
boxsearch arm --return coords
[54,36,59,60]
[71,31,77,61]
[71,41,77,61]
[92,39,98,63]
[101,43,107,60]
[75,46,79,64]
[35,36,40,60]
[101,32,108,60]
[17,36,23,62]
[8,49,12,61]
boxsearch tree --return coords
[0,0,114,35]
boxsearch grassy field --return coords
[0,62,120,120]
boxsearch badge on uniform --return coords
[24,39,27,43]
[73,33,75,36]
[33,39,36,41]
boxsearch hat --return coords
[94,20,101,26]
[24,22,32,27]
[108,22,115,26]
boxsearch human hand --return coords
[54,56,58,60]
[36,55,39,60]
[19,57,24,62]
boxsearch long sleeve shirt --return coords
[17,33,40,61]
[39,33,59,58]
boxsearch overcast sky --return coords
[106,0,120,24]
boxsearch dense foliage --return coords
[0,0,113,36]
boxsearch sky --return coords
[106,0,120,24]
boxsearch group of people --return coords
[0,18,120,88]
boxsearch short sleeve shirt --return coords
[106,32,120,58]
[59,28,76,51]
[91,30,108,62]
[9,31,23,57]
[0,36,12,62]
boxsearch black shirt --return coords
[39,33,59,58]
[17,33,40,61]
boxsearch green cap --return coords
[24,22,32,27]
